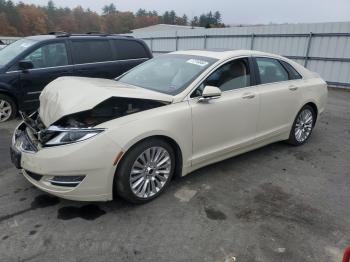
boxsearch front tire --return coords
[0,94,17,123]
[115,138,175,204]
[287,105,316,146]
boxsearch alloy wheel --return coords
[294,108,313,143]
[129,146,172,199]
[0,99,12,122]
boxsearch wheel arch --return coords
[112,134,184,198]
[120,134,183,177]
[0,89,19,120]
[0,88,18,109]
[303,101,318,124]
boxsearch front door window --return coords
[191,58,251,98]
[24,43,68,69]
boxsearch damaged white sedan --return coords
[10,50,327,203]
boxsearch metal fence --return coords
[131,22,350,87]
[1,22,350,87]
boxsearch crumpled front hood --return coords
[39,77,173,127]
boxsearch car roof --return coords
[25,34,135,41]
[171,49,284,60]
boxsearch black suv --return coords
[0,33,152,122]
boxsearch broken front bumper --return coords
[11,122,122,201]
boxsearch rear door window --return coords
[71,40,112,64]
[256,57,289,84]
[114,40,149,60]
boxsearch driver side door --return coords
[189,57,260,166]
[19,41,73,111]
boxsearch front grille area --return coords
[25,170,43,181]
[18,111,54,148]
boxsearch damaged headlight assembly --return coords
[44,126,105,146]
[17,111,106,147]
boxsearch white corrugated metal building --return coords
[131,22,350,87]
[132,24,202,33]
[1,22,349,87]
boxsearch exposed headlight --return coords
[45,127,104,146]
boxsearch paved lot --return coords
[0,88,349,262]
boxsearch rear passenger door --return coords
[253,57,302,140]
[70,39,119,79]
[112,39,150,75]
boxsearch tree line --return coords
[0,1,225,36]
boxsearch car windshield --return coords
[0,39,37,66]
[117,54,217,95]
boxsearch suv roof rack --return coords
[48,31,70,36]
[118,35,134,38]
[46,32,134,39]
[86,31,106,35]
[85,33,134,38]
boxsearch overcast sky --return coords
[18,0,350,25]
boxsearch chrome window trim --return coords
[27,91,42,95]
[252,78,305,88]
[6,64,74,74]
[72,57,148,67]
[6,57,149,73]
[24,99,39,103]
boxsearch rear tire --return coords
[115,138,175,204]
[287,105,316,146]
[0,94,17,123]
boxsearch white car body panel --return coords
[256,79,302,141]
[13,49,328,201]
[20,132,121,201]
[189,85,260,166]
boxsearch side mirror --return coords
[199,85,222,102]
[18,60,34,71]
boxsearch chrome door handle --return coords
[242,93,255,99]
[289,85,298,91]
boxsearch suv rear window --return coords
[114,40,149,60]
[71,40,112,64]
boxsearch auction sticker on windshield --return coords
[20,43,32,48]
[186,59,209,67]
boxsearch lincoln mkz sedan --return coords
[10,50,327,203]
